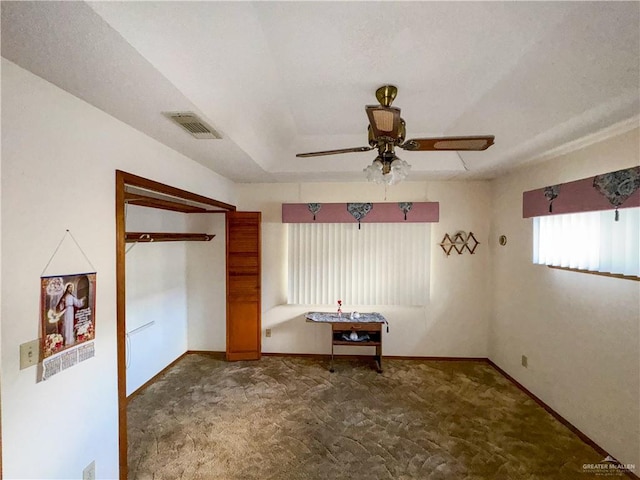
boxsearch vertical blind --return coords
[533,207,639,276]
[288,223,430,305]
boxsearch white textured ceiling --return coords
[2,1,639,183]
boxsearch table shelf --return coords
[332,331,381,346]
[330,322,383,373]
[332,341,381,347]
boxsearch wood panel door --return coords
[226,211,261,361]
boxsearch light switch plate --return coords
[19,339,39,369]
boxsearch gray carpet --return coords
[128,354,607,479]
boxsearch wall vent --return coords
[164,112,221,139]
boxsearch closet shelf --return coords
[125,232,215,243]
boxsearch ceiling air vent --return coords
[164,112,221,139]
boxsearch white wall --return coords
[235,180,492,358]
[125,207,188,395]
[186,212,227,352]
[489,128,640,467]
[0,59,235,479]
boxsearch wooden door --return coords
[226,211,261,360]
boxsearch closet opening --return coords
[115,170,235,479]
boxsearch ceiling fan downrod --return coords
[375,85,398,107]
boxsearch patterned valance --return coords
[522,166,640,218]
[282,202,439,224]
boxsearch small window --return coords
[287,223,430,305]
[533,207,639,277]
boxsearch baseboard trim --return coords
[187,350,226,360]
[126,351,189,401]
[262,352,370,360]
[386,355,488,362]
[261,352,488,362]
[487,359,639,480]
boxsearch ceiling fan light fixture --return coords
[363,158,384,183]
[363,156,411,185]
[388,158,411,185]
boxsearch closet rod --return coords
[125,232,215,243]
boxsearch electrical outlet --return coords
[521,355,528,368]
[82,461,95,480]
[19,339,39,369]
[265,328,272,338]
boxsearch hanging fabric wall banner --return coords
[39,229,97,380]
[522,166,640,218]
[282,202,439,223]
[40,273,97,355]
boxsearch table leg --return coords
[329,339,335,373]
[375,344,383,373]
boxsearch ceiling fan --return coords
[296,85,495,184]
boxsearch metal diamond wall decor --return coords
[439,231,479,256]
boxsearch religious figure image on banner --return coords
[40,273,96,358]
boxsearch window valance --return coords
[522,166,640,218]
[282,202,439,225]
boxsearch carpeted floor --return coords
[128,354,609,479]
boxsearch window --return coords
[287,223,430,305]
[533,207,639,277]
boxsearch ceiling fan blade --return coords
[366,105,401,140]
[296,146,373,158]
[400,135,495,151]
